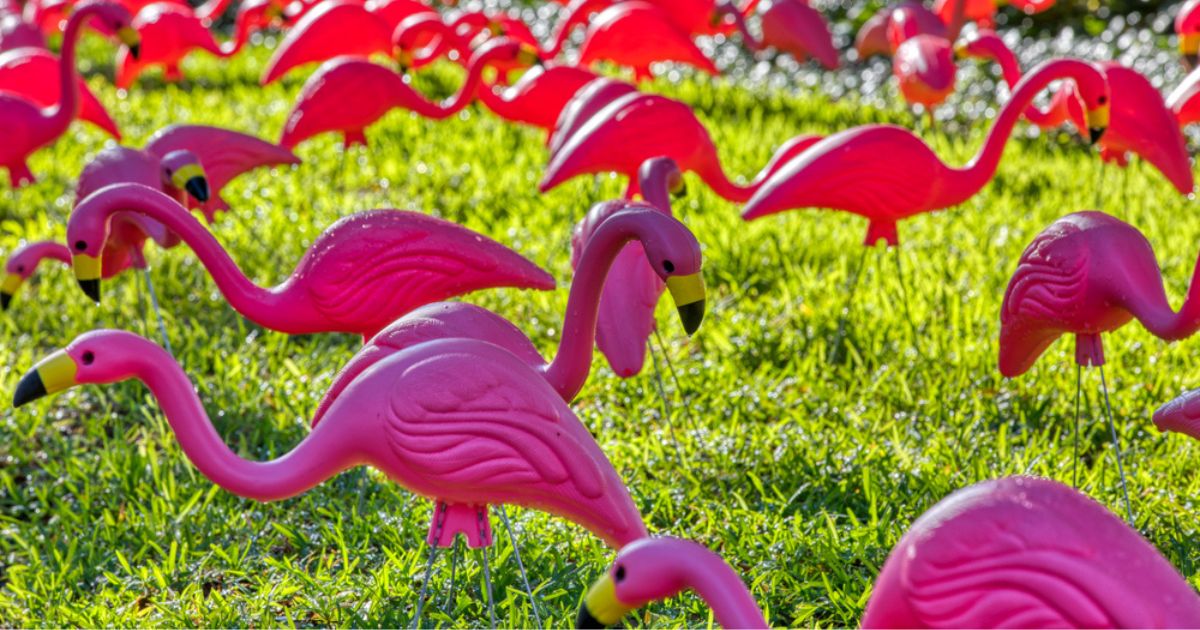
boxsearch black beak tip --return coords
[12,371,47,408]
[185,177,210,202]
[575,605,605,629]
[129,43,140,60]
[78,278,100,303]
[0,292,11,311]
[671,182,688,199]
[1187,53,1199,68]
[677,299,705,336]
[1089,127,1106,144]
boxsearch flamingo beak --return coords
[1086,104,1109,144]
[73,254,102,303]
[576,573,632,629]
[517,43,541,67]
[0,273,23,310]
[396,49,413,73]
[666,272,705,335]
[1182,33,1200,66]
[171,164,210,202]
[669,173,687,199]
[13,350,77,408]
[952,41,969,60]
[117,26,141,60]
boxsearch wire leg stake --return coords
[497,506,541,628]
[1098,365,1135,524]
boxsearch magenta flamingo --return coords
[0,47,122,138]
[717,0,838,69]
[279,37,537,149]
[0,0,139,187]
[547,76,638,156]
[577,2,717,81]
[1179,0,1200,66]
[541,90,824,200]
[741,59,1111,247]
[12,330,648,624]
[476,64,599,136]
[67,184,555,340]
[854,0,944,59]
[1,240,70,310]
[309,199,705,428]
[576,536,768,629]
[863,476,1200,628]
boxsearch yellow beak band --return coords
[74,253,101,282]
[1087,103,1110,130]
[666,272,705,307]
[396,49,414,70]
[580,574,633,627]
[1,272,23,295]
[170,163,207,190]
[517,43,540,66]
[34,350,78,396]
[1182,33,1200,56]
[117,25,140,48]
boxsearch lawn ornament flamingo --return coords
[0,241,70,310]
[997,211,1200,522]
[541,90,824,200]
[955,29,1073,129]
[1179,0,1200,66]
[12,331,648,627]
[1,0,139,187]
[577,2,717,81]
[892,33,956,120]
[854,0,944,60]
[476,64,599,137]
[279,37,539,150]
[67,184,556,340]
[716,0,838,70]
[547,76,638,155]
[115,0,276,88]
[0,47,122,138]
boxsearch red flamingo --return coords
[854,0,944,60]
[279,37,538,149]
[0,47,121,138]
[1179,0,1200,66]
[542,91,823,200]
[476,64,599,137]
[577,1,717,81]
[717,0,838,70]
[741,59,1111,247]
[1,1,139,187]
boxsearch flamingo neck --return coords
[547,0,604,57]
[944,59,1095,207]
[1137,250,1200,340]
[638,162,677,213]
[419,49,500,119]
[218,14,254,56]
[475,79,519,120]
[543,212,648,401]
[978,37,1021,87]
[47,4,91,132]
[674,548,767,628]
[126,341,354,501]
[720,1,762,50]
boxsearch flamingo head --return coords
[468,36,541,72]
[159,150,210,204]
[13,330,163,408]
[577,538,718,628]
[637,157,687,206]
[617,205,705,334]
[1177,0,1200,67]
[392,13,446,73]
[1,242,67,311]
[78,0,140,58]
[1154,389,1200,441]
[1067,63,1110,144]
[953,29,997,61]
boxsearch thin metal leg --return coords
[1098,365,1135,524]
[893,246,920,356]
[441,538,461,614]
[1073,364,1082,488]
[652,329,697,435]
[497,506,541,629]
[133,267,150,338]
[479,527,497,629]
[141,267,173,355]
[830,246,869,363]
[648,342,686,466]
[412,504,446,629]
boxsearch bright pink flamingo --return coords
[541,90,825,200]
[891,33,956,118]
[577,2,717,81]
[309,199,705,428]
[279,36,537,149]
[115,0,273,88]
[547,76,638,156]
[864,476,1200,628]
[12,330,648,625]
[0,240,70,310]
[1179,0,1200,66]
[854,0,944,59]
[0,47,122,138]
[717,0,838,69]
[998,211,1200,521]
[956,29,1073,129]
[66,184,556,340]
[0,0,139,187]
[575,536,768,628]
[476,64,599,137]
[741,59,1111,247]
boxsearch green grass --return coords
[3,37,1200,627]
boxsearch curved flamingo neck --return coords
[24,241,73,269]
[218,13,254,56]
[196,0,233,21]
[679,552,767,629]
[412,46,505,119]
[1132,250,1200,340]
[974,35,1021,86]
[719,1,762,50]
[543,211,652,401]
[944,59,1098,206]
[638,162,677,213]
[475,76,519,120]
[47,3,94,132]
[120,339,353,501]
[86,187,284,325]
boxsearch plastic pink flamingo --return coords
[0,47,122,138]
[546,76,638,156]
[115,0,275,88]
[575,536,768,628]
[0,0,139,187]
[1179,0,1200,66]
[476,64,599,137]
[998,211,1200,522]
[864,475,1200,628]
[577,2,717,81]
[12,330,648,626]
[854,0,944,60]
[741,58,1111,247]
[541,90,824,200]
[892,33,957,118]
[67,184,556,340]
[279,37,538,150]
[0,240,70,310]
[955,29,1073,129]
[716,0,838,69]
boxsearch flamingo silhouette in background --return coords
[956,29,1073,128]
[0,241,70,310]
[716,0,838,70]
[998,211,1200,521]
[547,76,638,155]
[309,200,705,428]
[65,184,556,340]
[576,2,717,81]
[0,47,122,138]
[476,64,599,137]
[854,0,944,60]
[279,36,538,149]
[1,0,139,187]
[1178,0,1200,66]
[741,59,1111,247]
[541,91,824,200]
[12,330,648,626]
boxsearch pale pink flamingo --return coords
[1179,0,1200,66]
[0,0,139,187]
[0,47,122,138]
[66,184,556,340]
[541,90,824,200]
[279,36,538,149]
[0,240,70,310]
[12,330,648,626]
[476,64,599,137]
[576,1,717,81]
[854,0,944,60]
[741,59,1111,247]
[717,0,839,70]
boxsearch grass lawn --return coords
[3,36,1200,627]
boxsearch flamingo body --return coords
[1168,65,1200,127]
[477,64,598,133]
[0,47,120,138]
[577,2,716,80]
[1178,0,1200,64]
[0,12,46,50]
[260,0,392,85]
[547,76,637,156]
[758,0,837,69]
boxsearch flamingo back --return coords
[279,58,413,148]
[578,2,717,76]
[759,0,838,69]
[261,0,391,84]
[547,77,637,155]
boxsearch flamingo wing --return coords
[145,124,301,218]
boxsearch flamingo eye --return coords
[614,565,626,582]
[74,240,87,252]
[16,265,24,273]
[81,351,94,365]
[1097,95,1107,105]
[662,260,675,273]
